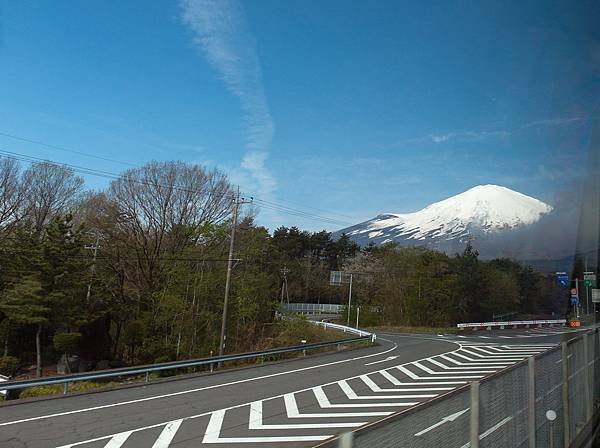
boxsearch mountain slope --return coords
[338,185,553,247]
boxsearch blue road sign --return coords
[570,296,579,306]
[556,272,569,288]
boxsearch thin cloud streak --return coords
[403,115,585,146]
[180,0,276,196]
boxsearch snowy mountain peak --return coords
[340,185,553,245]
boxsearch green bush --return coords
[53,332,82,355]
[0,356,19,376]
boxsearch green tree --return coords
[0,276,48,376]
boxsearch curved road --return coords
[0,329,576,448]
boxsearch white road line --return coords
[365,356,398,366]
[0,340,399,427]
[203,409,330,444]
[249,401,365,429]
[359,374,453,392]
[284,393,392,418]
[338,380,437,400]
[152,420,183,448]
[313,386,418,408]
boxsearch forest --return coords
[0,159,567,378]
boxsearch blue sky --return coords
[0,0,598,231]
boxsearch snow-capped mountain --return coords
[337,185,553,248]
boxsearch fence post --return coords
[145,371,150,383]
[338,432,354,448]
[63,382,68,394]
[561,341,570,447]
[582,333,591,422]
[528,356,536,448]
[470,380,480,448]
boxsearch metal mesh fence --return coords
[533,348,563,448]
[350,387,471,448]
[479,363,529,448]
[567,338,587,439]
[319,328,600,448]
[594,332,600,408]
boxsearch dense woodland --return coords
[0,159,567,378]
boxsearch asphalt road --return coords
[0,328,583,448]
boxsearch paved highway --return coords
[0,329,580,448]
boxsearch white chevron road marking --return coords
[381,368,468,385]
[359,374,454,392]
[338,380,437,400]
[426,358,504,371]
[103,432,132,448]
[152,420,183,448]
[284,393,392,418]
[313,386,419,408]
[437,354,511,367]
[203,410,331,444]
[249,401,366,429]
[410,361,491,376]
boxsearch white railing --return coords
[311,320,376,342]
[457,319,567,329]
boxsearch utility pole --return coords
[218,188,252,357]
[84,237,100,303]
[346,273,353,327]
[280,267,290,305]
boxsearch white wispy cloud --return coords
[404,116,585,146]
[180,0,276,196]
[521,116,585,129]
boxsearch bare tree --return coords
[22,162,85,231]
[0,158,25,237]
[105,161,233,293]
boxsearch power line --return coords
[0,131,354,227]
[0,148,353,228]
[0,131,138,167]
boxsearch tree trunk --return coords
[35,324,42,377]
[3,337,8,357]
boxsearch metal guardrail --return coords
[0,374,8,396]
[457,319,567,329]
[284,303,344,314]
[311,321,376,340]
[0,335,372,394]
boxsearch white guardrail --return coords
[0,374,8,395]
[457,319,567,329]
[311,320,376,342]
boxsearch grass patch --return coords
[19,380,125,398]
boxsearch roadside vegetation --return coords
[0,159,568,384]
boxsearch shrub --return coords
[0,356,19,376]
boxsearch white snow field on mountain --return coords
[338,185,553,246]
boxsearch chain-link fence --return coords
[317,328,599,448]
